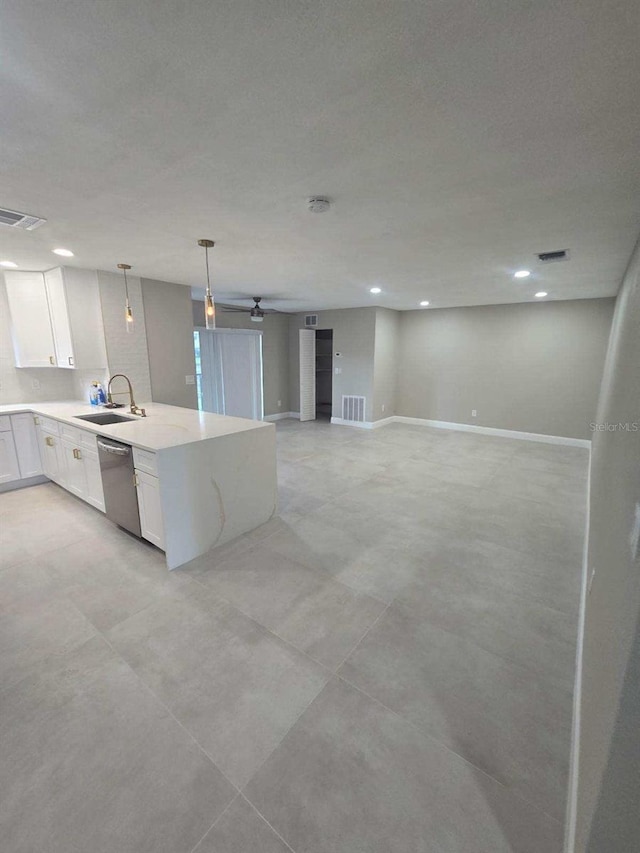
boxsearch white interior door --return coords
[197,328,264,420]
[299,329,316,421]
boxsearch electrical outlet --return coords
[335,367,342,375]
[277,400,282,408]
[471,409,477,417]
[185,375,195,385]
[381,404,385,413]
[31,378,41,390]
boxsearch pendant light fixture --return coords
[117,263,135,333]
[198,239,216,329]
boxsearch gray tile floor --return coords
[0,419,587,852]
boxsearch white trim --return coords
[264,412,298,422]
[393,416,591,448]
[371,416,396,429]
[330,417,375,429]
[564,452,592,853]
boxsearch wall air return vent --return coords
[304,314,318,328]
[0,207,47,230]
[537,249,569,263]
[342,395,366,423]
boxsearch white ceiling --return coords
[1,0,639,312]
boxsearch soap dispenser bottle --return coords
[89,382,100,406]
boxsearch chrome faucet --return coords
[106,374,146,417]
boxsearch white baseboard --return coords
[564,460,592,853]
[393,416,591,448]
[330,417,375,429]
[371,416,397,429]
[264,412,299,421]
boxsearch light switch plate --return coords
[335,367,342,374]
[185,375,195,385]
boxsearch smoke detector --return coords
[308,196,331,213]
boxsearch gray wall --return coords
[289,308,376,421]
[396,299,614,440]
[142,278,197,409]
[193,301,289,417]
[372,307,400,420]
[574,239,640,851]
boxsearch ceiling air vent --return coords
[0,207,47,230]
[537,249,569,263]
[304,314,318,328]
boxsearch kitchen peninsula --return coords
[0,401,277,570]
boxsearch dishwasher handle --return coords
[97,438,132,456]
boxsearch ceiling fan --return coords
[221,297,278,323]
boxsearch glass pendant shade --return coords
[198,239,216,330]
[118,263,134,334]
[125,301,135,334]
[205,291,216,329]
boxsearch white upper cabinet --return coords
[43,268,75,367]
[4,267,107,369]
[3,271,57,367]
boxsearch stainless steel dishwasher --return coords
[97,437,142,537]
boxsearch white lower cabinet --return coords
[38,427,66,485]
[11,414,43,478]
[61,437,88,499]
[135,469,165,549]
[83,446,105,512]
[0,428,21,484]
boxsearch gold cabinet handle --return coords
[33,416,40,425]
[45,436,54,447]
[68,356,74,366]
[49,355,55,365]
[133,474,139,487]
[73,448,82,460]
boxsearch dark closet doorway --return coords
[315,329,333,420]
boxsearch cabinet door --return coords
[136,470,165,549]
[11,414,43,478]
[44,268,75,368]
[61,438,86,498]
[38,429,59,481]
[83,447,105,512]
[0,430,21,483]
[4,271,57,367]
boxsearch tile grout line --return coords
[186,792,241,853]
[239,792,298,853]
[92,627,244,799]
[331,667,565,830]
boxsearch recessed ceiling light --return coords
[0,260,18,268]
[514,270,531,279]
[535,291,548,298]
[370,287,382,294]
[53,248,74,257]
[420,300,430,306]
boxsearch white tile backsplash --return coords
[97,270,152,403]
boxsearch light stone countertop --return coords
[0,400,272,452]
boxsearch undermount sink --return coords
[75,412,135,425]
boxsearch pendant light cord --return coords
[205,244,211,295]
[123,267,130,302]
